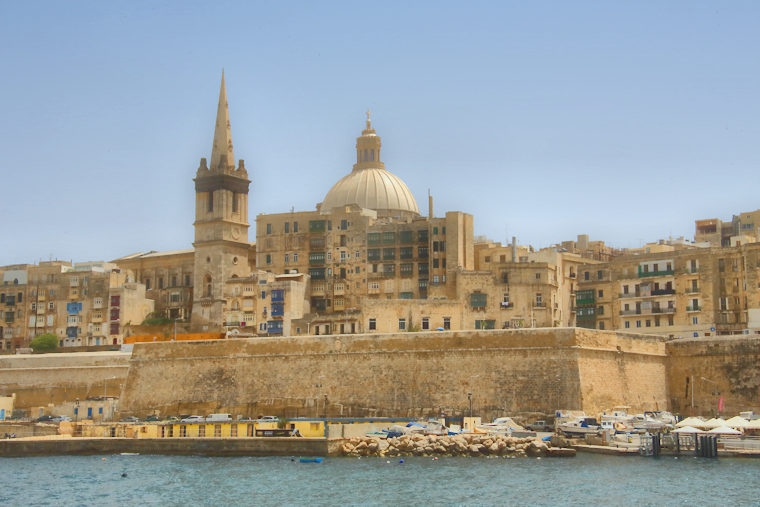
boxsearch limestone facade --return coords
[0,261,154,349]
[575,242,760,337]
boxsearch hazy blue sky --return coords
[2,1,758,266]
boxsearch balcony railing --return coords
[638,268,675,278]
[687,306,701,312]
[651,289,676,296]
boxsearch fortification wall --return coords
[119,328,669,420]
[666,336,760,417]
[0,352,130,408]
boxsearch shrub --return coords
[30,333,58,353]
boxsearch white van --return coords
[206,413,232,422]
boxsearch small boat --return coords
[558,417,600,437]
[476,417,536,437]
[299,457,323,463]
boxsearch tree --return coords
[30,333,58,353]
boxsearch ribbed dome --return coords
[322,167,420,216]
[320,112,420,218]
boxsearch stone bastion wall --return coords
[117,328,670,421]
[666,336,760,417]
[0,352,130,408]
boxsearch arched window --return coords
[205,275,213,298]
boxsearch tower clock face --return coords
[232,226,240,239]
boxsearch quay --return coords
[0,436,330,458]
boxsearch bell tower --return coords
[191,72,251,331]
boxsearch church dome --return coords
[320,113,420,218]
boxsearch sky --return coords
[1,1,759,266]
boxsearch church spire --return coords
[209,71,235,172]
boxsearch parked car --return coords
[121,416,141,423]
[180,415,205,423]
[52,415,72,422]
[34,415,55,423]
[256,415,279,423]
[525,420,553,432]
[206,413,233,422]
[145,415,161,422]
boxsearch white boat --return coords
[558,417,600,437]
[631,411,675,432]
[476,417,536,437]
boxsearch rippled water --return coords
[1,453,759,506]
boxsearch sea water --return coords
[1,453,759,506]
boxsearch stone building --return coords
[0,260,154,349]
[695,208,760,247]
[253,111,477,336]
[575,242,760,337]
[6,74,760,346]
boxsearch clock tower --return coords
[191,72,252,331]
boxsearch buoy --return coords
[399,459,404,464]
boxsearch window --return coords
[535,273,540,280]
[535,293,543,307]
[145,279,151,290]
[284,222,290,233]
[443,317,451,330]
[597,290,604,298]
[159,277,164,289]
[625,321,630,329]
[422,317,429,330]
[207,191,213,212]
[369,318,376,330]
[584,272,590,281]
[597,270,603,280]
[623,285,628,294]
[598,322,605,330]
[475,320,495,330]
[340,219,348,230]
[636,320,641,328]
[470,293,487,308]
[293,221,299,233]
[692,316,698,325]
[309,220,326,233]
[382,232,395,244]
[398,319,406,330]
[266,223,272,234]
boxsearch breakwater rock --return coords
[339,433,552,458]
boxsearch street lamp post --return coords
[467,392,473,418]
